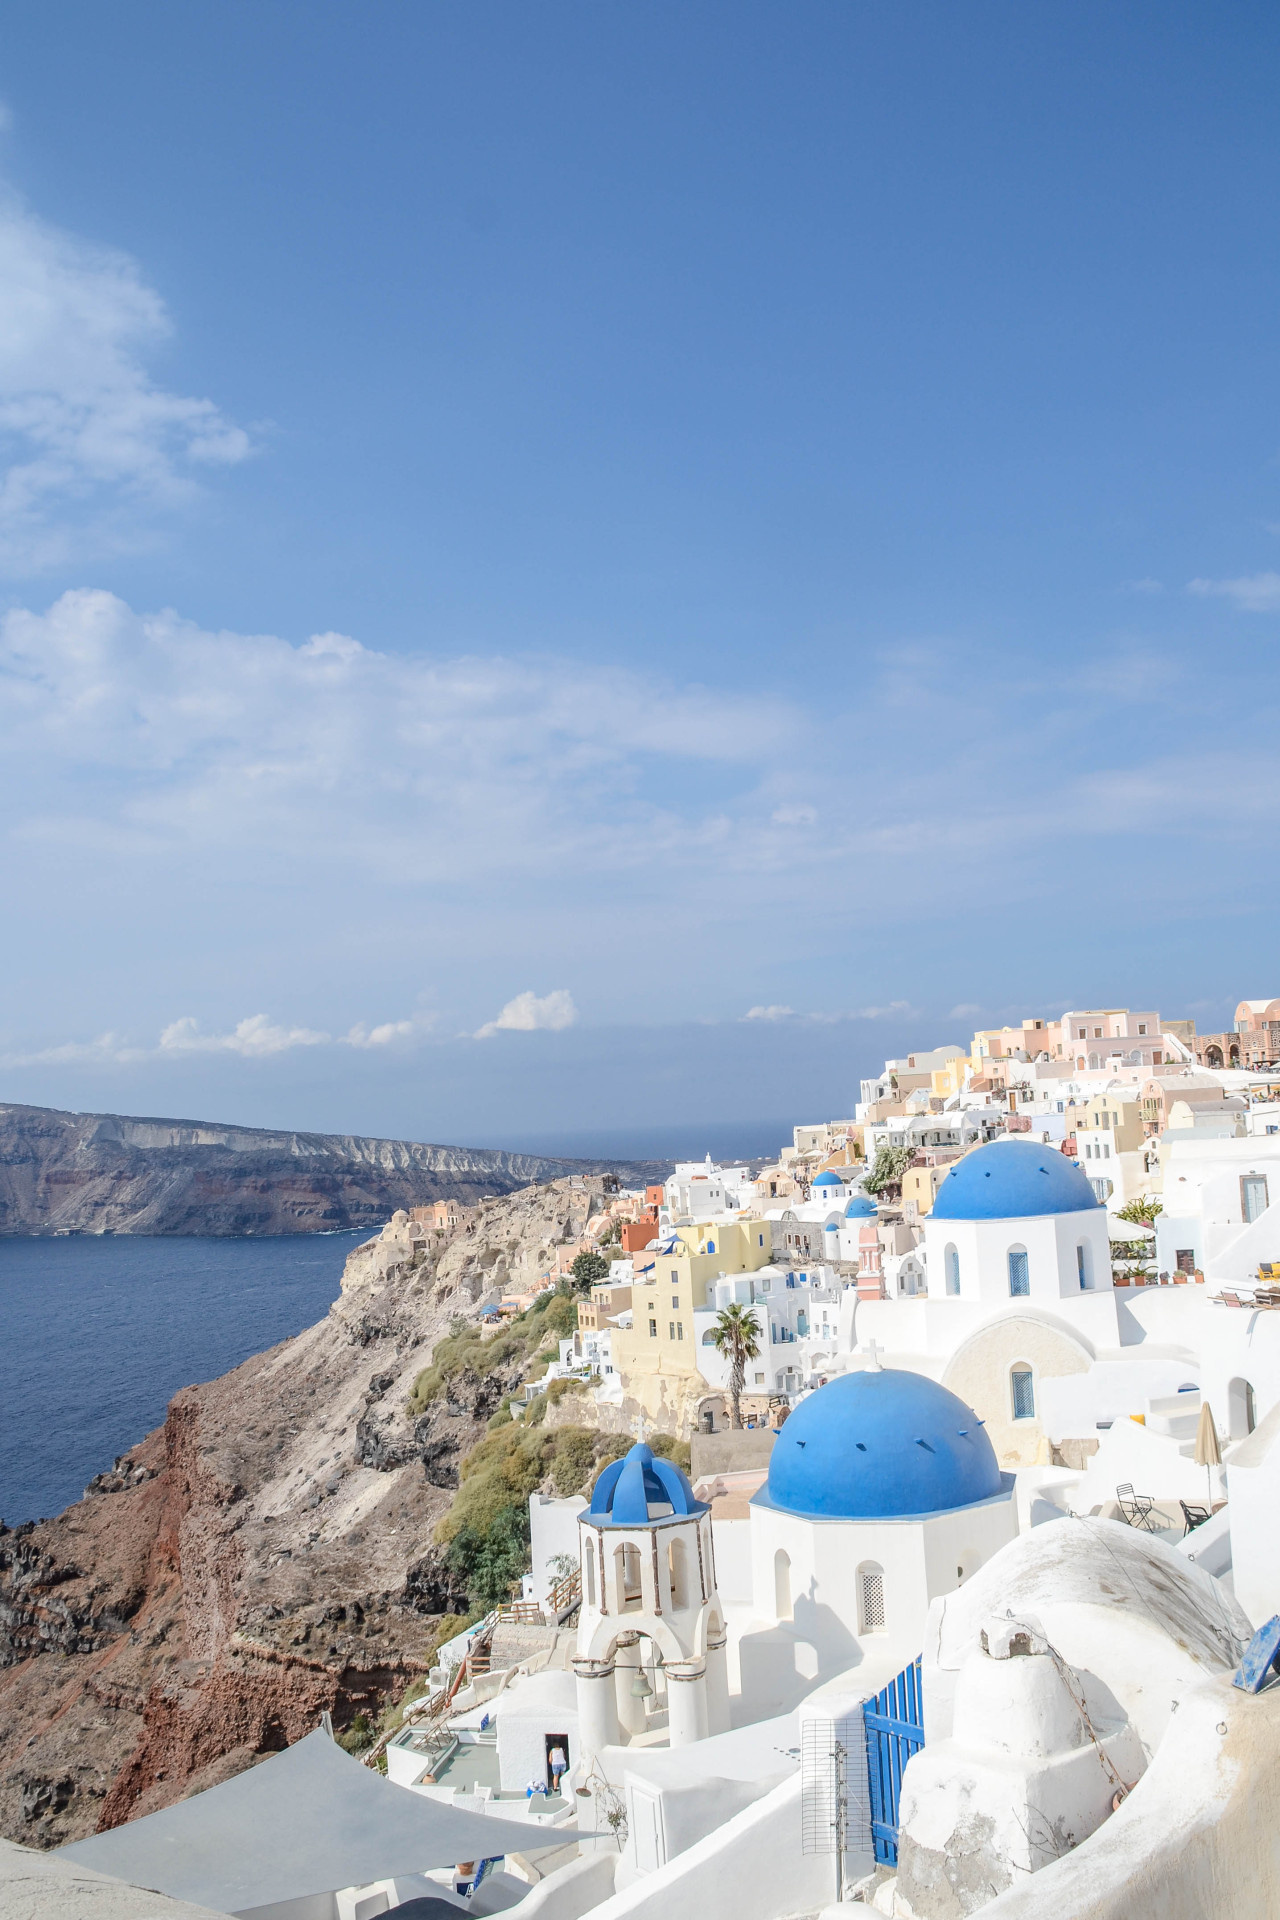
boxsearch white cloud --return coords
[158,1015,330,1057]
[1188,571,1280,613]
[3,586,1279,1067]
[744,1000,917,1026]
[949,1003,983,1019]
[0,1030,145,1069]
[345,1019,423,1048]
[0,590,787,893]
[0,187,249,571]
[474,990,578,1040]
[0,1009,442,1069]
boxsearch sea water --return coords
[0,1232,366,1526]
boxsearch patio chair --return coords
[1180,1500,1211,1535]
[1115,1482,1159,1532]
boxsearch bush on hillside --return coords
[408,1290,577,1415]
[649,1432,692,1473]
[435,1424,629,1610]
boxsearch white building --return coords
[692,1264,849,1400]
[663,1158,757,1220]
[1155,1130,1280,1282]
[862,1106,1004,1164]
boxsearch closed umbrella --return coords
[1194,1400,1222,1507]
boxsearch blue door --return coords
[864,1657,924,1866]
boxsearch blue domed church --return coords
[847,1138,1124,1468]
[739,1365,1017,1709]
[574,1372,1017,1748]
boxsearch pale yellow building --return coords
[1075,1092,1146,1155]
[901,1160,957,1218]
[609,1217,773,1425]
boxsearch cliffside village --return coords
[26,996,1280,1920]
[488,998,1280,1452]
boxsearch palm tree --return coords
[710,1302,762,1430]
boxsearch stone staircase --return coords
[487,1620,564,1672]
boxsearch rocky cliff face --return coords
[0,1103,663,1235]
[0,1179,610,1847]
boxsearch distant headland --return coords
[0,1101,669,1236]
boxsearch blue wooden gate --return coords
[864,1656,924,1866]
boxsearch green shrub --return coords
[569,1250,609,1293]
[649,1432,692,1472]
[551,1428,597,1495]
[434,1425,630,1610]
[407,1290,579,1416]
[337,1711,372,1753]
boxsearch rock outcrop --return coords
[0,1178,616,1847]
[0,1103,664,1235]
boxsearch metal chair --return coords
[1116,1482,1159,1531]
[1180,1499,1211,1535]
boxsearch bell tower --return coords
[572,1443,727,1768]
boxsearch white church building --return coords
[833,1137,1272,1470]
[572,1372,1019,1762]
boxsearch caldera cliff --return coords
[0,1178,631,1845]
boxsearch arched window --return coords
[668,1537,688,1610]
[584,1539,596,1609]
[705,1239,716,1255]
[615,1542,642,1611]
[773,1549,792,1621]
[701,1328,716,1345]
[1076,1243,1090,1290]
[1011,1366,1035,1420]
[1007,1246,1030,1296]
[857,1561,885,1633]
[944,1244,961,1295]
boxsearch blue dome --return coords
[930,1139,1100,1221]
[812,1170,844,1188]
[756,1370,1004,1521]
[845,1194,877,1218]
[586,1443,706,1528]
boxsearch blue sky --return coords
[1,3,1279,1151]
